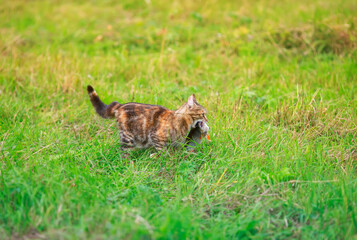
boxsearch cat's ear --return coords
[188,94,196,108]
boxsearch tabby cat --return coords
[87,85,208,153]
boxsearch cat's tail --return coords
[87,85,121,119]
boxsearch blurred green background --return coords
[0,0,356,239]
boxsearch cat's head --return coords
[177,94,208,124]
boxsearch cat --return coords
[87,85,208,153]
[186,120,210,152]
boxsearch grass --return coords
[0,0,356,239]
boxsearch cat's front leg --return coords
[120,145,135,159]
[149,133,165,152]
[149,136,173,159]
[149,143,165,158]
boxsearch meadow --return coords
[0,0,356,239]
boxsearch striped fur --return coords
[87,85,208,152]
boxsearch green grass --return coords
[1,0,357,239]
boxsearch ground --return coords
[0,0,356,239]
